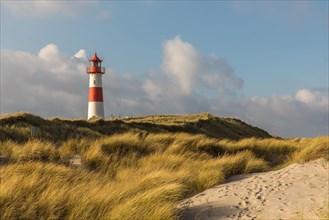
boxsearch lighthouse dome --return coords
[89,52,103,62]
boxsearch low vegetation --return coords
[0,113,328,219]
[0,112,272,143]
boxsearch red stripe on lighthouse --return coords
[89,87,103,102]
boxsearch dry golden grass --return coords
[0,113,328,219]
[121,112,212,125]
[0,112,272,143]
[289,136,329,163]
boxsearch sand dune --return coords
[180,159,329,220]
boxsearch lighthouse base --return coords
[88,102,104,120]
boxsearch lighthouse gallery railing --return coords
[86,67,105,74]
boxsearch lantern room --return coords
[86,52,105,74]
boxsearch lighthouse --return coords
[86,52,105,120]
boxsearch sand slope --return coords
[180,159,329,220]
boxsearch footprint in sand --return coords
[239,198,251,207]
[234,205,240,209]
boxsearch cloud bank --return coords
[1,37,327,137]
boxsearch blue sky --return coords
[1,1,328,137]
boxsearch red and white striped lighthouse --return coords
[86,52,105,119]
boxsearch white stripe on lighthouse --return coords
[89,74,103,87]
[88,102,104,119]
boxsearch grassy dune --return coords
[0,113,328,219]
[0,112,271,143]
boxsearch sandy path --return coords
[179,159,329,220]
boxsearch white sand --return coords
[179,159,329,220]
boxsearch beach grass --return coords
[0,113,328,219]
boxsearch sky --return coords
[0,1,328,137]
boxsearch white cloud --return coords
[1,39,327,137]
[142,80,162,100]
[1,1,97,18]
[73,49,88,61]
[38,44,62,63]
[226,89,328,137]
[1,45,88,117]
[162,36,201,95]
[295,88,328,107]
[201,54,243,95]
[162,36,243,96]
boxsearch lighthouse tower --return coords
[86,52,105,120]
